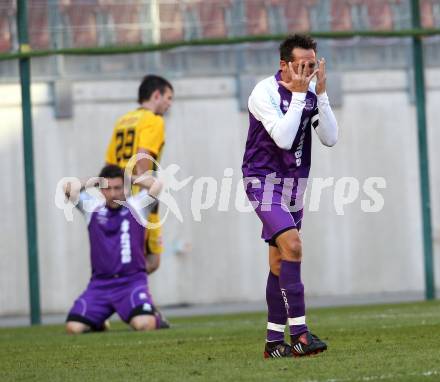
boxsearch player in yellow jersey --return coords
[105,75,174,274]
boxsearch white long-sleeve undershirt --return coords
[248,77,339,150]
[315,92,339,147]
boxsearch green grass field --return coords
[1,301,439,382]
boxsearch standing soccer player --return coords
[64,165,166,333]
[242,34,339,358]
[105,75,174,274]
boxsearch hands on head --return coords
[278,58,326,95]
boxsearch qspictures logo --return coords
[55,153,386,227]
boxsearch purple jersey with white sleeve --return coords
[77,189,156,279]
[242,70,338,242]
[242,71,318,185]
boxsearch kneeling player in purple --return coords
[242,34,339,357]
[64,164,167,334]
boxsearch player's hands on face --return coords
[315,58,326,95]
[278,60,318,93]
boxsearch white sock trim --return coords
[267,322,286,332]
[288,316,306,325]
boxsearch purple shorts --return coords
[66,272,154,329]
[246,183,303,244]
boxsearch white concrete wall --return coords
[0,70,439,316]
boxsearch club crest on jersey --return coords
[98,208,107,216]
[97,208,108,224]
[305,98,314,111]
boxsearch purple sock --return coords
[154,313,162,329]
[266,271,287,342]
[278,260,308,339]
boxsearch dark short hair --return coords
[99,164,124,180]
[279,34,317,62]
[138,75,173,104]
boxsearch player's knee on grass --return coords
[130,315,156,331]
[276,230,302,261]
[65,321,90,334]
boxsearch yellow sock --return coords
[146,212,163,255]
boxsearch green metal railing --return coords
[410,0,435,301]
[17,0,41,325]
[2,28,440,62]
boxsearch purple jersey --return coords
[242,71,318,187]
[242,71,339,242]
[77,190,155,279]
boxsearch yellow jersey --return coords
[105,108,165,170]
